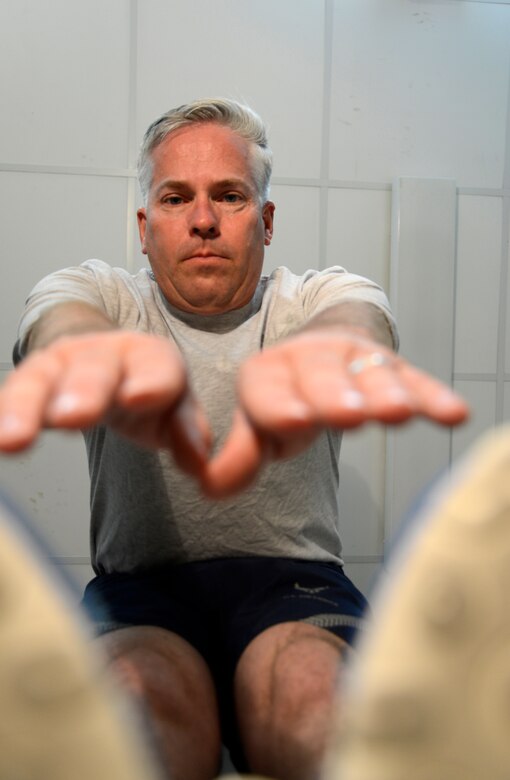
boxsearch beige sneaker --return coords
[326,426,510,780]
[0,490,163,780]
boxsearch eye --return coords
[162,194,185,205]
[220,192,244,204]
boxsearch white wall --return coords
[0,0,509,596]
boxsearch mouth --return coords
[184,253,229,262]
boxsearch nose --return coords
[189,196,220,239]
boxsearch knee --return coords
[272,627,345,714]
[110,645,188,710]
[236,622,347,720]
[100,628,220,736]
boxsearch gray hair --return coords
[137,98,273,205]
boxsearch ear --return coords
[262,201,275,246]
[137,208,148,255]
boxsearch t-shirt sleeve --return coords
[13,259,124,364]
[271,266,399,349]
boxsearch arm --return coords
[25,301,117,352]
[297,299,395,348]
[0,301,211,474]
[200,300,468,498]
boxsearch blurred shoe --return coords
[0,489,162,780]
[326,425,510,780]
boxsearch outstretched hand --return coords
[0,328,468,498]
[0,331,212,475]
[199,330,469,498]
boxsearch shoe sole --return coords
[325,426,510,780]
[0,490,162,780]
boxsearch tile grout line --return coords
[318,0,334,271]
[495,49,510,423]
[125,0,139,274]
[1,163,508,199]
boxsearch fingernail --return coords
[386,388,410,405]
[286,400,313,420]
[0,413,29,435]
[437,389,461,405]
[49,393,81,415]
[342,390,365,409]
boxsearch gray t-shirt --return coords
[16,260,398,574]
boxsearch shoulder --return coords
[264,265,388,308]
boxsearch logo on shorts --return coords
[294,582,330,595]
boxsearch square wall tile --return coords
[262,185,320,276]
[136,0,325,179]
[342,560,382,600]
[0,0,131,168]
[0,402,90,559]
[452,380,496,462]
[454,195,502,375]
[503,383,510,424]
[505,203,510,374]
[0,171,129,362]
[338,426,387,558]
[52,563,95,596]
[329,0,510,187]
[326,188,392,291]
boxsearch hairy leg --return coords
[234,621,349,780]
[98,626,222,780]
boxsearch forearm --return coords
[297,300,396,350]
[26,301,117,354]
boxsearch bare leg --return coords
[98,626,222,780]
[234,621,348,780]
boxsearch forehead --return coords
[150,123,257,185]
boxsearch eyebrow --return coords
[155,178,252,195]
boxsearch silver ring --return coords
[347,352,390,375]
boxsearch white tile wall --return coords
[136,0,325,180]
[326,188,392,289]
[329,0,510,187]
[0,172,129,362]
[54,562,95,594]
[343,560,382,600]
[0,420,90,557]
[455,195,503,376]
[262,185,321,275]
[504,382,510,421]
[338,427,387,557]
[0,0,131,168]
[504,200,510,374]
[452,380,497,461]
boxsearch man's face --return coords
[137,122,275,314]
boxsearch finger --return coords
[396,363,469,425]
[165,393,213,474]
[47,333,188,428]
[0,351,64,451]
[44,343,124,427]
[238,352,366,433]
[200,409,267,499]
[287,350,373,428]
[347,358,417,423]
[116,337,188,412]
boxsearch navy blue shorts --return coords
[82,557,369,769]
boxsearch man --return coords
[0,99,468,780]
